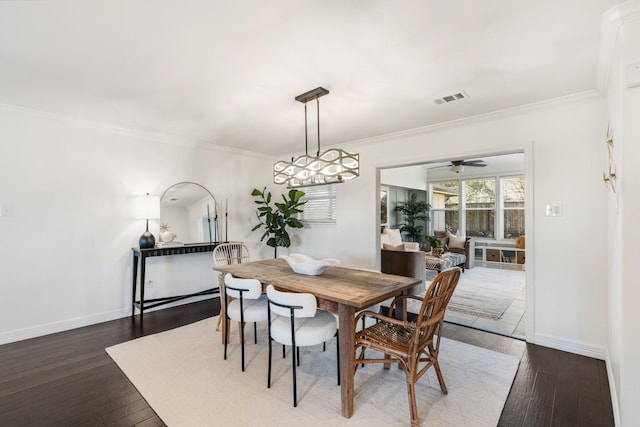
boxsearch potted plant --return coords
[394,193,430,244]
[251,187,307,258]
[426,235,446,257]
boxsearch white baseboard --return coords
[0,295,216,346]
[0,308,129,346]
[605,349,621,427]
[534,332,606,359]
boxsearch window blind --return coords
[300,184,336,224]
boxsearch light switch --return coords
[627,62,640,88]
[545,203,562,217]
[0,204,13,217]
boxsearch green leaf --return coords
[251,188,263,196]
[288,218,304,228]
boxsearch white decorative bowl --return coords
[280,253,341,276]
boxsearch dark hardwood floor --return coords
[0,300,614,426]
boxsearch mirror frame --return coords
[160,181,219,244]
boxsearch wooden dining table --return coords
[213,258,422,419]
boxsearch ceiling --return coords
[0,0,620,156]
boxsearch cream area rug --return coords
[106,317,519,427]
[420,267,525,320]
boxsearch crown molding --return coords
[596,0,640,94]
[0,102,275,160]
[342,90,602,149]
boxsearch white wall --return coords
[604,2,640,425]
[0,105,276,344]
[380,165,427,190]
[293,93,609,358]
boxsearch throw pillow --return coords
[433,230,449,247]
[382,243,405,251]
[384,228,404,246]
[447,231,466,250]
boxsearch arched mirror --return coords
[159,182,218,245]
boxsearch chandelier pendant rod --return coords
[316,97,321,157]
[304,102,308,156]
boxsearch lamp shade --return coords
[135,194,160,219]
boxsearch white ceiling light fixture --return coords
[450,164,464,174]
[273,87,359,188]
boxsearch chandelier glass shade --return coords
[273,87,359,188]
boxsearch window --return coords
[429,181,459,233]
[428,175,524,241]
[299,184,336,224]
[464,178,496,238]
[501,176,525,238]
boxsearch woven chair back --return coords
[412,267,461,352]
[213,243,249,266]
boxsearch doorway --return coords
[379,152,528,340]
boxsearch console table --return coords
[131,242,227,321]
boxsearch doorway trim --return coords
[375,142,534,343]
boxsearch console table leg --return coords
[132,252,139,319]
[139,254,146,321]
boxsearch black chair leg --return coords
[292,345,298,407]
[336,336,340,385]
[254,322,258,344]
[297,347,300,367]
[240,321,245,372]
[267,336,272,388]
[224,317,229,360]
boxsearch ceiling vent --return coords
[434,91,469,104]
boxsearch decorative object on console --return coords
[273,87,359,188]
[602,123,616,193]
[280,253,340,276]
[251,187,306,258]
[135,193,160,249]
[159,223,176,243]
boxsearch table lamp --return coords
[135,193,161,249]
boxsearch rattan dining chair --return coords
[223,274,269,372]
[266,284,339,407]
[353,267,461,427]
[213,243,250,335]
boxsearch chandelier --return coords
[273,87,359,188]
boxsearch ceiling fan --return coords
[433,159,487,174]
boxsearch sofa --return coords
[380,248,426,296]
[380,228,420,251]
[432,230,475,270]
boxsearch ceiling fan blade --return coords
[460,160,486,166]
[464,162,487,167]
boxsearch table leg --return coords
[131,252,139,319]
[139,253,146,321]
[218,273,228,344]
[338,304,356,418]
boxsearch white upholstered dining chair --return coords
[266,284,339,407]
[223,274,269,372]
